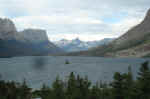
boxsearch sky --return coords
[0,0,150,41]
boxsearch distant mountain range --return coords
[0,18,63,58]
[1,8,150,58]
[64,8,150,57]
[53,38,114,52]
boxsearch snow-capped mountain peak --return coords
[53,38,114,52]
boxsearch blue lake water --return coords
[0,56,149,89]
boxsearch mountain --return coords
[0,18,17,40]
[0,18,63,58]
[64,8,150,57]
[53,38,113,52]
[112,9,150,50]
[17,29,50,43]
[104,8,150,57]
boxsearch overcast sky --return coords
[0,0,149,41]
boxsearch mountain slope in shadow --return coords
[0,18,63,58]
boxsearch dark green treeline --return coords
[0,61,150,99]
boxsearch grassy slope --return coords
[105,35,150,57]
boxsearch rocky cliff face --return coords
[18,29,49,43]
[65,8,150,57]
[0,18,63,57]
[113,9,150,50]
[103,8,150,57]
[0,18,17,40]
[145,9,150,21]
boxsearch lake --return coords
[0,56,149,89]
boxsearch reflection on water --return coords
[0,73,2,80]
[33,57,47,70]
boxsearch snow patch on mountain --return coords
[53,38,114,52]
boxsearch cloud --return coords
[111,16,143,36]
[0,0,149,41]
[48,33,115,41]
[12,15,102,31]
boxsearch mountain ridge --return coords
[63,8,150,57]
[0,18,63,58]
[53,38,114,52]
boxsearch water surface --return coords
[0,56,149,89]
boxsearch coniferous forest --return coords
[0,61,150,99]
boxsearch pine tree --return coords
[66,72,77,99]
[19,79,32,99]
[39,84,51,99]
[122,66,134,99]
[111,72,124,99]
[90,83,101,99]
[136,61,150,99]
[66,72,91,99]
[100,81,111,99]
[76,75,91,99]
[51,76,65,99]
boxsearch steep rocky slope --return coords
[0,18,17,40]
[105,9,150,57]
[99,9,150,57]
[64,9,150,57]
[0,18,63,57]
[112,9,150,50]
[18,29,49,43]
